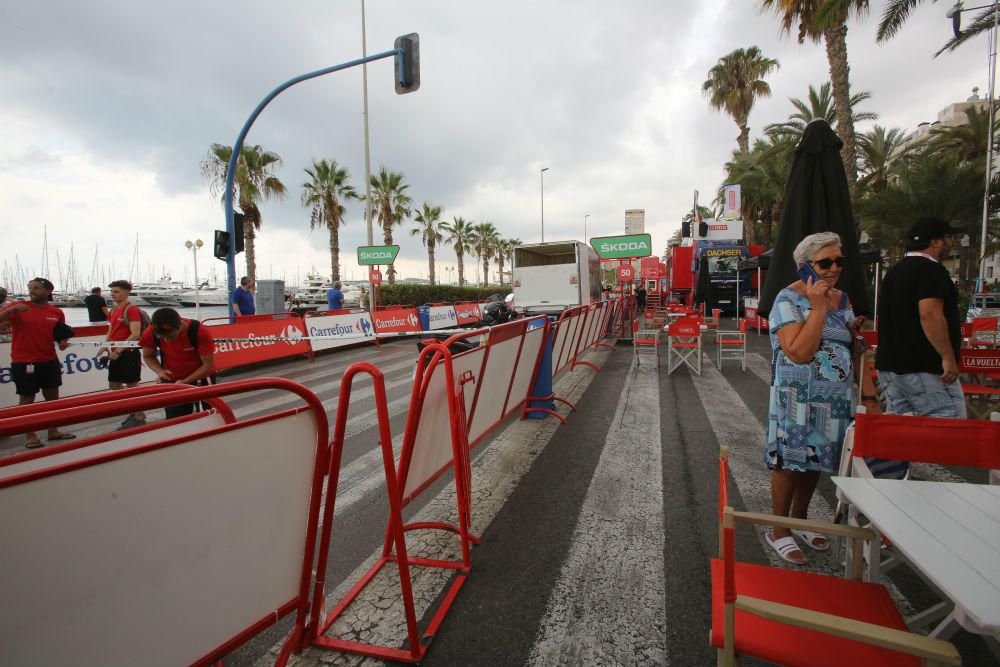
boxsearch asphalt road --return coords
[3,328,997,666]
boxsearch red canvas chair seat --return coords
[666,319,702,375]
[710,560,921,667]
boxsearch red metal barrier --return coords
[370,305,422,334]
[0,378,329,666]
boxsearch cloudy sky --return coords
[0,1,986,290]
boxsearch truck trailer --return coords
[512,241,603,315]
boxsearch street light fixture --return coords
[540,167,549,242]
[185,239,204,320]
[584,213,590,243]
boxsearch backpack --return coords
[126,304,152,335]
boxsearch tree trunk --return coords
[824,23,858,197]
[457,251,465,286]
[244,224,256,283]
[427,239,435,285]
[498,255,506,284]
[737,115,750,154]
[329,222,340,282]
[383,220,396,284]
[483,257,489,286]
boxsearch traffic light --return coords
[394,33,420,94]
[233,212,245,253]
[214,230,230,261]
[698,221,709,238]
[681,219,690,238]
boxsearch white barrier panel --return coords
[0,411,319,666]
[552,308,584,376]
[402,345,486,500]
[467,321,531,443]
[0,332,157,409]
[306,310,376,352]
[0,412,227,480]
[498,322,546,422]
[426,305,458,331]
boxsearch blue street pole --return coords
[224,48,404,315]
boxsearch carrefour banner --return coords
[371,307,422,334]
[306,310,375,352]
[210,317,310,370]
[454,302,483,326]
[0,326,157,409]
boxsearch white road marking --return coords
[528,359,665,665]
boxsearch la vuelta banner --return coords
[960,348,1000,373]
[454,302,482,326]
[371,307,422,334]
[306,310,376,352]
[209,317,310,370]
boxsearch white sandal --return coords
[766,531,807,564]
[791,529,830,552]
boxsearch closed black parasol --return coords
[694,256,713,310]
[758,120,871,318]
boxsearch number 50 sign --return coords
[617,265,635,282]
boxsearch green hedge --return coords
[376,284,511,306]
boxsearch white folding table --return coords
[832,477,1000,656]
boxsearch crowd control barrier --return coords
[0,324,157,409]
[419,302,459,331]
[454,301,483,326]
[203,313,312,369]
[304,316,549,663]
[0,379,329,666]
[304,308,376,352]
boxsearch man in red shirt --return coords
[98,280,146,430]
[0,278,75,448]
[139,308,216,419]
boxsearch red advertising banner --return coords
[960,348,1000,373]
[640,256,659,279]
[371,307,422,334]
[454,302,482,326]
[209,317,310,370]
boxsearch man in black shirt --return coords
[875,217,965,419]
[83,287,109,325]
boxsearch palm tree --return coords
[857,125,910,193]
[877,1,996,54]
[764,82,877,141]
[201,143,287,282]
[301,159,357,282]
[722,136,792,244]
[759,0,870,193]
[469,222,500,286]
[368,167,412,284]
[440,216,474,286]
[411,202,444,284]
[927,105,999,163]
[496,238,521,284]
[702,46,780,153]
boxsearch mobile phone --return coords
[796,262,822,284]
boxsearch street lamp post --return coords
[540,167,549,242]
[185,239,204,320]
[584,213,590,243]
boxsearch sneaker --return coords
[116,416,147,431]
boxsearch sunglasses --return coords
[809,257,845,269]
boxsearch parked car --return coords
[966,292,1000,322]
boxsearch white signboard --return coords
[699,217,744,242]
[722,184,741,220]
[305,310,376,352]
[0,330,157,410]
[426,305,458,331]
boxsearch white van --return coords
[512,241,603,315]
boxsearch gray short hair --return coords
[793,232,842,265]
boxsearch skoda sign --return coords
[357,245,400,266]
[590,233,652,259]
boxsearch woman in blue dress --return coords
[765,232,879,565]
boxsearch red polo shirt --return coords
[139,319,214,379]
[7,302,65,363]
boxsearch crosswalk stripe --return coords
[263,348,612,667]
[528,358,665,665]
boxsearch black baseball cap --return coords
[907,217,959,245]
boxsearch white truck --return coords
[512,241,603,315]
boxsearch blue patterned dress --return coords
[766,288,857,473]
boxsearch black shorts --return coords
[108,349,142,384]
[12,360,63,396]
